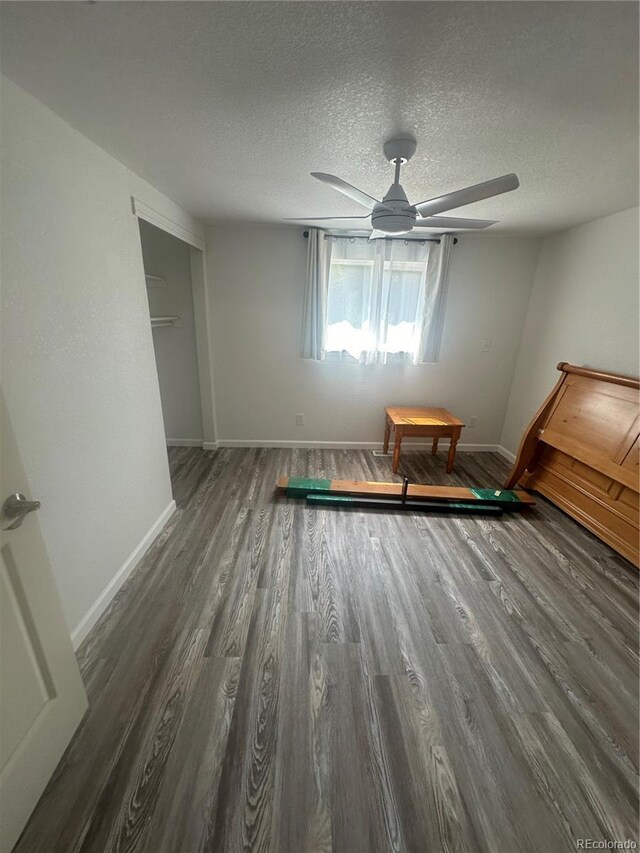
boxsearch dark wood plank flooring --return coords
[15,448,639,852]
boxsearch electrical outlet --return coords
[481,338,492,352]
[469,415,478,428]
[295,413,305,426]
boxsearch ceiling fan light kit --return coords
[293,134,520,240]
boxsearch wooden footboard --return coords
[505,362,639,567]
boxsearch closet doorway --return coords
[136,216,216,454]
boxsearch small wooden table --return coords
[383,406,465,474]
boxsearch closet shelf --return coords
[150,316,182,328]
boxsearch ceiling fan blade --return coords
[368,230,388,241]
[311,172,383,211]
[413,215,497,230]
[283,215,371,221]
[414,173,519,217]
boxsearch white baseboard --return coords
[70,500,177,650]
[202,441,219,451]
[216,439,501,452]
[497,445,516,463]
[166,438,203,447]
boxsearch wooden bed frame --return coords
[504,362,639,567]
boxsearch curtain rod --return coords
[302,230,457,245]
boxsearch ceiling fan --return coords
[289,135,519,238]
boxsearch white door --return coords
[0,392,87,853]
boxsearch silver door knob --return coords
[2,493,41,530]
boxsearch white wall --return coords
[500,206,640,456]
[139,220,203,444]
[0,77,204,641]
[205,224,541,447]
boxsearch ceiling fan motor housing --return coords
[383,135,417,165]
[372,182,417,234]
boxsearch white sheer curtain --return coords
[325,236,432,364]
[414,233,454,364]
[301,230,453,364]
[300,229,330,360]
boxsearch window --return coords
[300,230,453,365]
[325,258,374,357]
[325,238,431,362]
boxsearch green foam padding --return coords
[285,477,332,497]
[470,488,521,503]
[306,495,501,514]
[306,494,355,503]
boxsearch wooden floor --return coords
[15,448,639,853]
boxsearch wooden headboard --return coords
[504,362,640,567]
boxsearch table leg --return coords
[431,437,439,456]
[446,429,460,474]
[392,431,402,474]
[383,417,391,454]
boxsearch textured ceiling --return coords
[1,1,638,233]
